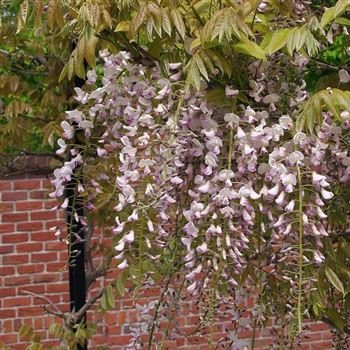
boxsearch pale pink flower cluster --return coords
[53,51,350,343]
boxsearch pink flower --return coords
[196,242,208,254]
[321,188,334,199]
[117,259,128,270]
[124,230,135,243]
[61,121,74,139]
[339,69,350,83]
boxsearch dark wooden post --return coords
[65,75,87,350]
[65,179,87,350]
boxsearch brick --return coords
[0,245,14,254]
[118,311,127,324]
[5,276,31,286]
[17,222,43,232]
[0,180,12,190]
[17,242,43,253]
[0,223,15,233]
[0,287,16,297]
[44,200,60,209]
[2,319,13,332]
[18,285,45,294]
[0,266,15,275]
[2,233,28,243]
[33,318,44,330]
[18,307,44,317]
[13,180,41,190]
[309,342,333,350]
[31,211,57,221]
[17,264,45,274]
[31,231,55,241]
[59,252,69,260]
[33,274,59,284]
[41,179,51,187]
[45,241,66,251]
[2,191,27,201]
[3,296,31,307]
[128,310,138,323]
[107,335,132,345]
[31,252,57,263]
[3,254,29,265]
[47,262,66,272]
[29,190,48,199]
[33,294,60,306]
[16,201,43,211]
[2,212,28,222]
[46,283,68,293]
[0,202,14,212]
[0,333,17,343]
[308,323,329,332]
[45,219,64,230]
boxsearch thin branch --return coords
[74,289,104,324]
[85,255,114,291]
[148,275,173,350]
[22,290,67,320]
[84,219,95,288]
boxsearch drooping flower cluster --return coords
[53,50,350,346]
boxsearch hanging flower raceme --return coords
[53,50,350,347]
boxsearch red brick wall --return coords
[0,175,335,349]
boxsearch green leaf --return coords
[16,0,29,34]
[234,37,266,60]
[58,63,68,83]
[321,0,350,28]
[27,344,42,350]
[101,285,115,310]
[321,7,336,28]
[189,37,201,52]
[286,27,307,55]
[170,8,186,40]
[335,16,350,26]
[296,89,350,132]
[116,273,126,296]
[48,323,64,338]
[161,8,171,36]
[75,327,87,343]
[327,308,345,331]
[205,49,232,77]
[199,51,215,75]
[19,324,33,341]
[202,8,252,45]
[130,4,150,37]
[84,34,98,68]
[67,56,74,80]
[261,29,290,55]
[115,21,130,32]
[325,267,345,295]
[186,55,201,91]
[194,53,209,81]
[304,31,320,56]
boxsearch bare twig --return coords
[74,289,104,324]
[22,290,67,320]
[84,219,95,288]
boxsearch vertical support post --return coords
[66,177,87,350]
[65,75,87,350]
